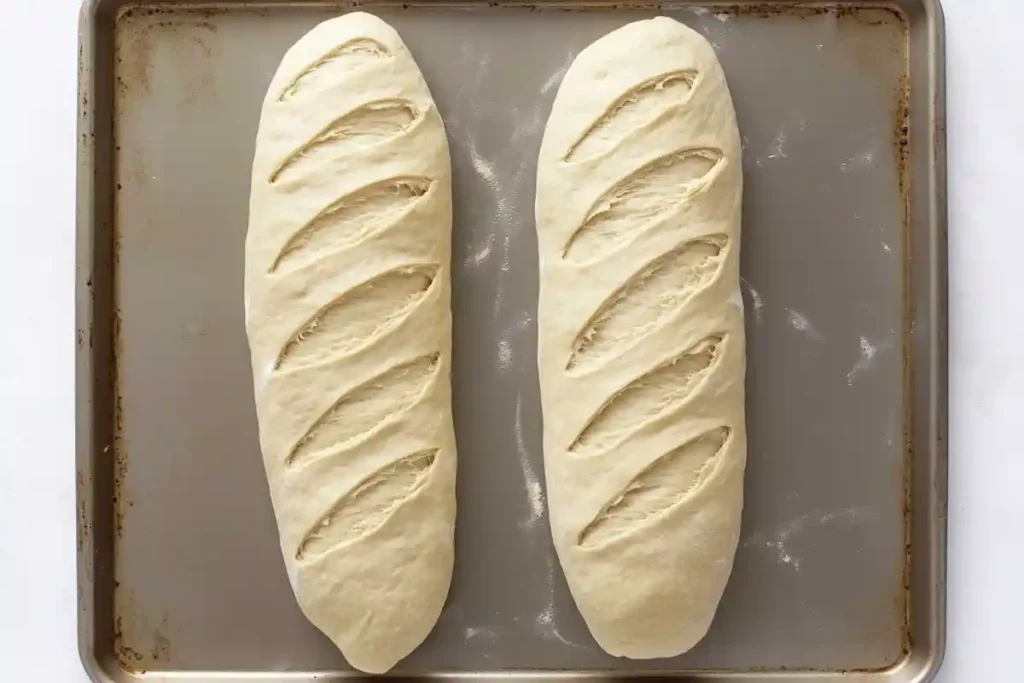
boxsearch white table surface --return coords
[0,0,1019,680]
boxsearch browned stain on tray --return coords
[114,617,146,671]
[112,306,127,544]
[894,63,913,661]
[114,590,175,673]
[77,468,95,584]
[110,13,213,674]
[114,593,142,671]
[115,7,219,96]
[115,11,221,197]
[721,2,885,19]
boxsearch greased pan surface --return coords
[76,1,946,680]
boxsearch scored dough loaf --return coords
[535,17,746,658]
[245,13,455,673]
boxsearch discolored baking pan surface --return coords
[76,1,946,680]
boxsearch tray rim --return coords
[74,0,948,680]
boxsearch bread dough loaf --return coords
[535,17,746,658]
[245,13,455,673]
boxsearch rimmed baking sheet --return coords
[76,1,947,680]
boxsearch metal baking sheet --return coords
[76,1,947,680]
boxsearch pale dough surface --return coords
[536,17,746,658]
[245,13,455,673]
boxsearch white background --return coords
[0,0,1019,680]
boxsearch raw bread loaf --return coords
[245,13,455,673]
[535,17,746,658]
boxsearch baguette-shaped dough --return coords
[536,17,746,658]
[245,13,455,673]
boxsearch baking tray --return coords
[76,0,947,680]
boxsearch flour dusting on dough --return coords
[728,287,744,312]
[255,360,274,396]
